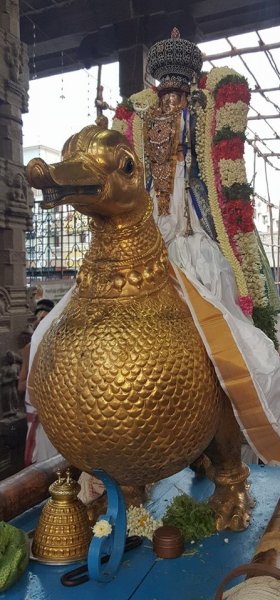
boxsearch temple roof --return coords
[19,0,280,78]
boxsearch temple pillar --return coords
[119,44,149,98]
[0,0,34,356]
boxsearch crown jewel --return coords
[146,28,203,93]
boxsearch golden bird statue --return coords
[26,125,253,531]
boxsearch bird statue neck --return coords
[76,194,169,300]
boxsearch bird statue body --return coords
[26,125,253,530]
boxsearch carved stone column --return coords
[0,0,34,355]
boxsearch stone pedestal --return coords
[0,0,34,357]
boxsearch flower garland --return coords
[215,100,249,133]
[202,86,250,311]
[130,88,158,110]
[112,98,135,143]
[194,102,207,183]
[112,89,159,162]
[195,66,275,319]
[127,505,162,540]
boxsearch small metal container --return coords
[32,469,92,564]
[153,525,184,559]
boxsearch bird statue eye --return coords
[122,158,134,174]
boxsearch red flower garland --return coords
[198,74,207,89]
[207,75,254,314]
[221,200,254,236]
[215,83,250,109]
[114,105,133,121]
[213,137,244,161]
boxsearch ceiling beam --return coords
[19,0,280,79]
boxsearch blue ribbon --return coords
[87,469,127,583]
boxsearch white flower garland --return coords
[219,159,247,188]
[127,505,162,541]
[195,103,207,183]
[216,101,249,133]
[130,88,159,110]
[235,232,268,307]
[132,113,144,161]
[206,66,238,92]
[112,118,128,136]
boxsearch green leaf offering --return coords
[0,521,29,592]
[163,494,216,542]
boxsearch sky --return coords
[22,26,280,210]
[22,63,121,152]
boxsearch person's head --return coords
[34,298,54,325]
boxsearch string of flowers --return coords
[132,114,144,161]
[197,67,278,343]
[200,85,251,312]
[127,505,162,540]
[211,69,269,315]
[194,102,207,183]
[112,97,134,141]
[112,89,159,160]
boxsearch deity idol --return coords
[111,28,280,463]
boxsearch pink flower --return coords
[238,295,253,316]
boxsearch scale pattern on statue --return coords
[32,286,221,485]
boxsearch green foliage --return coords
[213,128,245,143]
[222,182,252,201]
[252,305,279,350]
[213,74,248,94]
[118,97,134,112]
[0,522,29,592]
[163,494,216,542]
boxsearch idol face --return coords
[161,91,186,113]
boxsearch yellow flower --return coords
[195,103,207,182]
[216,101,248,133]
[219,159,247,188]
[112,118,128,135]
[130,88,159,110]
[132,113,144,161]
[92,519,112,538]
[206,66,239,92]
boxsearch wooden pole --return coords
[248,115,280,121]
[0,455,80,521]
[203,41,280,62]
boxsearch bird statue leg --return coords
[87,484,146,525]
[204,389,254,531]
[189,454,211,478]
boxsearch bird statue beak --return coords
[26,157,104,209]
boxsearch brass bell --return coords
[32,469,92,563]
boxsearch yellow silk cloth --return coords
[170,263,280,463]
